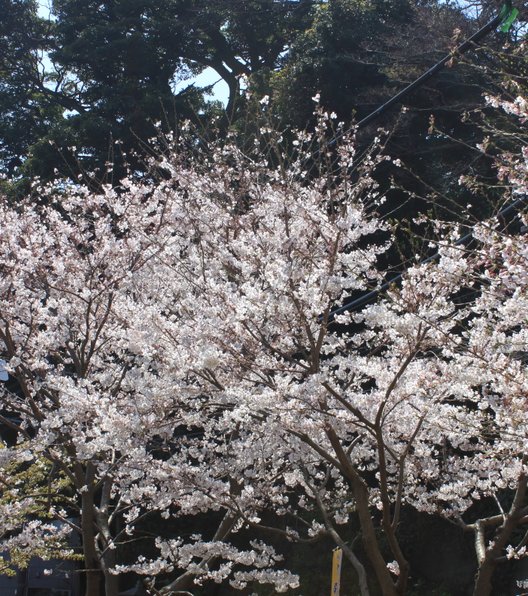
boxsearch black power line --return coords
[325,196,527,323]
[323,1,524,323]
[331,1,515,143]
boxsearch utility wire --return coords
[323,0,524,323]
[325,196,527,323]
[329,0,514,144]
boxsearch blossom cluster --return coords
[0,101,526,594]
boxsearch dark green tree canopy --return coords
[0,0,56,177]
[1,0,317,185]
[0,0,523,195]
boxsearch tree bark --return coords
[103,568,119,596]
[351,474,400,596]
[472,558,496,596]
[325,425,399,596]
[95,478,120,596]
[472,471,528,596]
[81,487,103,596]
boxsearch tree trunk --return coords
[79,464,104,596]
[325,425,398,596]
[81,488,103,596]
[472,472,528,596]
[472,558,495,596]
[352,475,400,596]
[100,529,119,596]
[96,478,120,596]
[104,568,120,596]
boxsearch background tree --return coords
[268,0,514,222]
[1,0,523,202]
[0,0,316,186]
[0,0,62,195]
[132,99,527,596]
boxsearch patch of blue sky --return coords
[173,68,229,106]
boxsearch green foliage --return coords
[0,0,524,212]
[266,0,507,223]
[271,0,413,128]
[0,1,318,184]
[0,443,78,575]
[0,448,71,511]
[0,0,59,178]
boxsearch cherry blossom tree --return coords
[0,185,172,595]
[0,114,388,596]
[0,182,260,595]
[0,95,526,596]
[126,102,527,595]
